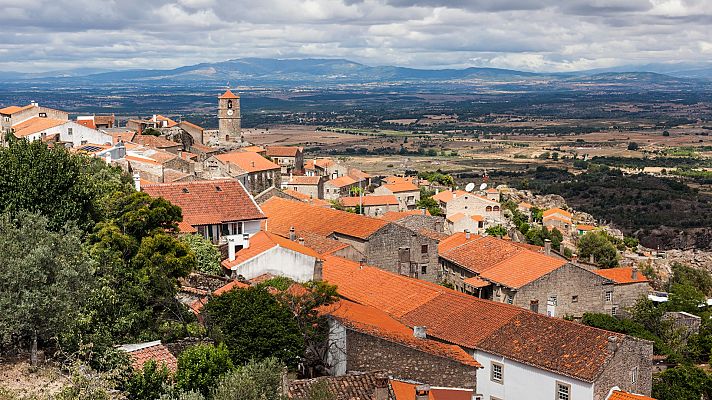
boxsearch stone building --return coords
[261,197,441,282]
[281,175,324,199]
[323,256,654,400]
[594,267,651,316]
[432,190,503,232]
[325,299,480,388]
[266,146,304,176]
[217,89,241,142]
[339,195,399,217]
[374,182,420,211]
[0,102,69,143]
[203,151,281,195]
[543,207,573,233]
[323,175,359,200]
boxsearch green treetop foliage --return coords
[0,139,130,232]
[0,212,96,366]
[417,170,455,187]
[204,286,304,368]
[653,365,712,400]
[124,360,173,400]
[176,343,234,397]
[529,207,543,223]
[628,142,640,151]
[525,226,563,251]
[417,188,443,216]
[211,357,286,400]
[670,262,712,296]
[577,231,620,268]
[485,225,508,238]
[180,234,222,275]
[104,191,183,239]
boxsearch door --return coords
[547,296,557,317]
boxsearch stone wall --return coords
[365,224,439,283]
[593,337,653,400]
[612,282,650,315]
[394,214,445,233]
[345,329,477,389]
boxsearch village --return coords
[0,89,706,400]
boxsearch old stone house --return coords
[432,190,503,232]
[593,267,651,316]
[339,195,400,217]
[266,146,304,176]
[11,117,113,146]
[543,207,573,233]
[261,197,441,282]
[446,213,485,235]
[323,255,654,400]
[281,175,324,199]
[324,175,359,200]
[374,182,421,211]
[142,179,266,244]
[203,151,282,195]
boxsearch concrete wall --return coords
[342,327,477,389]
[475,349,593,400]
[232,246,317,282]
[593,337,653,399]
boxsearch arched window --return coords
[227,99,233,109]
[486,206,493,212]
[493,206,500,211]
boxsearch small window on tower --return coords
[227,99,233,109]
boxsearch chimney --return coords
[359,259,366,269]
[544,239,551,255]
[571,253,578,263]
[607,336,619,352]
[30,101,38,107]
[133,173,141,191]
[313,259,323,282]
[289,172,293,182]
[289,226,296,241]
[298,237,305,246]
[105,153,112,163]
[422,208,426,215]
[415,385,430,400]
[373,374,389,400]
[413,326,427,339]
[228,236,238,261]
[589,254,595,264]
[435,188,439,194]
[452,192,457,200]
[465,229,471,240]
[632,266,639,280]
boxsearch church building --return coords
[218,89,241,142]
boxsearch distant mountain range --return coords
[1,58,710,87]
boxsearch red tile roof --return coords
[288,371,389,400]
[143,180,265,230]
[215,151,280,173]
[134,134,180,148]
[326,175,357,188]
[278,230,350,256]
[340,195,398,207]
[325,299,480,368]
[76,119,96,129]
[440,236,522,274]
[287,176,322,185]
[447,213,466,223]
[323,255,627,382]
[437,232,480,254]
[463,276,490,288]
[262,197,388,240]
[12,117,66,138]
[543,207,573,219]
[242,145,265,153]
[219,89,239,99]
[348,168,371,181]
[577,224,596,231]
[594,267,649,284]
[479,251,567,289]
[390,380,474,400]
[380,182,419,193]
[608,391,656,400]
[384,176,416,185]
[281,189,331,207]
[433,190,498,205]
[221,231,319,270]
[118,341,177,372]
[0,105,26,114]
[212,279,250,296]
[266,146,302,157]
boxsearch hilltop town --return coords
[0,89,710,400]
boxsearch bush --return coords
[628,142,640,151]
[211,358,285,400]
[124,360,172,400]
[577,231,620,268]
[180,234,222,275]
[485,225,508,238]
[653,365,712,400]
[176,343,234,397]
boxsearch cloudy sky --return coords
[1,0,711,73]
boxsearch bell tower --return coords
[218,88,241,141]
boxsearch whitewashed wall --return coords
[233,246,316,282]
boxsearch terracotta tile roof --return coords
[544,215,572,224]
[463,276,490,288]
[94,115,115,126]
[216,151,280,173]
[288,371,388,400]
[178,120,204,131]
[12,117,66,138]
[390,380,474,400]
[478,251,567,289]
[221,231,319,270]
[0,105,25,114]
[219,89,239,99]
[418,228,449,242]
[486,188,499,193]
[348,168,371,181]
[282,189,332,207]
[262,197,388,240]
[340,195,398,207]
[447,213,465,223]
[518,202,533,209]
[111,131,136,143]
[191,142,217,153]
[577,224,596,231]
[608,390,656,400]
[280,230,350,256]
[266,146,302,157]
[325,299,480,368]
[384,176,416,185]
[134,134,179,149]
[324,254,627,382]
[242,145,265,153]
[380,182,419,193]
[440,236,522,274]
[76,119,96,129]
[143,179,265,231]
[471,215,484,222]
[433,190,497,205]
[212,279,250,295]
[151,115,178,128]
[118,341,177,372]
[378,210,430,222]
[594,267,649,284]
[287,176,322,185]
[437,233,480,254]
[543,207,573,219]
[326,175,357,188]
[305,158,334,170]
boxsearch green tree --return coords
[653,365,712,400]
[668,283,706,314]
[0,212,95,366]
[176,343,234,397]
[529,207,543,223]
[628,142,640,151]
[124,360,172,400]
[204,287,304,367]
[416,188,443,216]
[670,263,712,296]
[577,231,620,268]
[211,358,287,400]
[180,234,222,275]
[485,225,508,238]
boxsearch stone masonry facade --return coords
[593,336,653,400]
[345,330,477,389]
[364,223,440,283]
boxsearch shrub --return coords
[176,343,234,397]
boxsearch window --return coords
[493,206,500,211]
[39,112,47,117]
[631,366,638,384]
[490,362,503,383]
[486,206,493,212]
[67,128,73,135]
[530,300,539,313]
[505,294,513,304]
[421,244,428,254]
[605,291,613,302]
[421,265,427,275]
[611,306,618,316]
[548,296,558,306]
[556,382,570,400]
[571,295,578,303]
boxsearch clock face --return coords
[227,109,234,116]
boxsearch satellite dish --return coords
[479,183,488,191]
[465,183,475,192]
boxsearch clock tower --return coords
[218,88,241,141]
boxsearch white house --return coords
[12,117,113,147]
